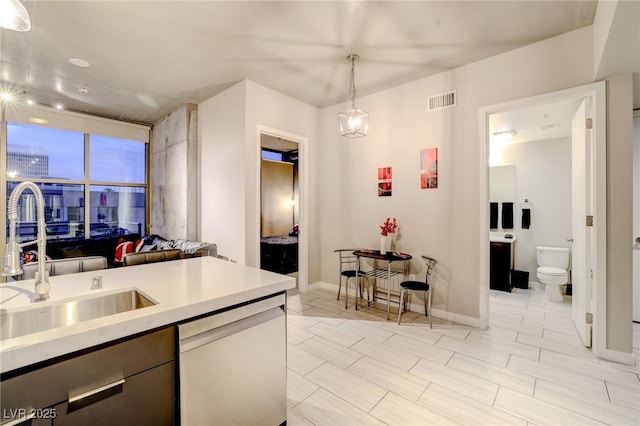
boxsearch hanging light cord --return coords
[348,54,358,109]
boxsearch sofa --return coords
[22,233,141,267]
[123,249,182,266]
[21,234,218,268]
[19,256,108,280]
[114,235,217,265]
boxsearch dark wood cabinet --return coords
[490,242,512,292]
[1,328,176,426]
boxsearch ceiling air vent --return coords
[427,90,456,111]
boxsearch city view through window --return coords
[5,122,147,242]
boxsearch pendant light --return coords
[0,0,31,32]
[338,54,369,138]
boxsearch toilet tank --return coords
[536,246,570,268]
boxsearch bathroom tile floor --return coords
[286,285,640,425]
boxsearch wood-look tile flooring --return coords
[286,285,640,425]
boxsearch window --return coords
[90,186,146,237]
[90,135,146,183]
[4,122,148,243]
[7,123,85,180]
[261,149,283,161]
[6,182,85,240]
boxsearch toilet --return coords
[536,246,570,302]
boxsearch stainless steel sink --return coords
[0,289,157,341]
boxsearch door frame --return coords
[255,125,309,292]
[633,111,640,323]
[478,82,607,358]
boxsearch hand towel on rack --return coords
[490,203,498,229]
[521,208,531,229]
[501,202,514,229]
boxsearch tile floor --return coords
[285,285,640,425]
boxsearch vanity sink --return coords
[490,232,517,243]
[0,289,156,342]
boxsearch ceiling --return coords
[261,134,298,153]
[489,97,582,146]
[1,1,598,125]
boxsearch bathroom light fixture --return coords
[493,129,517,138]
[0,0,31,32]
[338,54,369,138]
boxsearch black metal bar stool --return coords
[334,248,370,309]
[397,255,437,327]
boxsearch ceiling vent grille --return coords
[427,90,456,111]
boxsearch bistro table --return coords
[354,250,412,319]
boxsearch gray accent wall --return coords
[151,104,198,240]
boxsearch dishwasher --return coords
[178,293,287,426]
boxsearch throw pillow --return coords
[114,241,134,263]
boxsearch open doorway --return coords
[479,82,607,355]
[260,134,300,285]
[487,97,586,339]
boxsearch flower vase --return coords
[380,236,388,255]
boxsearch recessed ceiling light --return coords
[1,92,13,101]
[540,123,559,130]
[26,98,35,105]
[55,103,64,110]
[493,129,517,138]
[69,57,90,68]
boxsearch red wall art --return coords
[378,166,392,196]
[420,147,438,189]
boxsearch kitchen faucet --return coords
[2,182,51,302]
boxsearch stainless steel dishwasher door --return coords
[178,294,286,426]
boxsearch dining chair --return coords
[334,249,370,309]
[397,255,437,327]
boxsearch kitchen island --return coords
[0,256,295,425]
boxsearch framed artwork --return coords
[420,147,438,189]
[378,166,392,196]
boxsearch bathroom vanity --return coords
[0,257,294,425]
[490,233,516,292]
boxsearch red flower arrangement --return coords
[380,217,398,236]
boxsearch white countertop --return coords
[489,233,517,243]
[0,257,296,373]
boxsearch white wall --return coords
[244,81,319,275]
[199,80,319,281]
[317,26,594,323]
[493,138,572,278]
[593,0,640,81]
[199,83,247,262]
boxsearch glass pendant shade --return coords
[0,0,31,31]
[338,54,368,138]
[338,108,369,138]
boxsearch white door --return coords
[571,98,592,347]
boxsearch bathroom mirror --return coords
[490,165,515,203]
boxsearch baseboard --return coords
[309,281,481,327]
[596,347,637,366]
